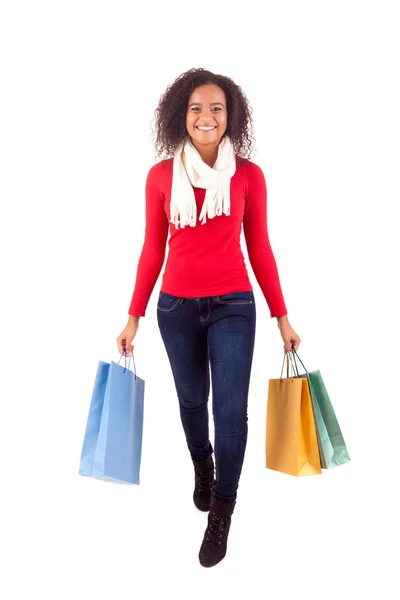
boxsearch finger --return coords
[118,337,127,355]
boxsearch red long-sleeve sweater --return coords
[128,155,287,318]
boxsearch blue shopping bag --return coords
[79,351,145,484]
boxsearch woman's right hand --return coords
[116,319,139,357]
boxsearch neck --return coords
[190,140,219,168]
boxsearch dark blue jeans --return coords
[156,290,256,501]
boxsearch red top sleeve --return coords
[128,164,169,317]
[243,161,288,318]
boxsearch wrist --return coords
[276,314,288,326]
[128,314,140,324]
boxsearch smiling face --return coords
[186,83,228,151]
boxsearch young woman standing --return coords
[117,67,301,568]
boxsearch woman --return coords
[116,67,301,568]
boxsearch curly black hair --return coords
[150,67,257,162]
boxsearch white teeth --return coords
[197,126,216,130]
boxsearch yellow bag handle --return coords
[279,350,299,379]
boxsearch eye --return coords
[190,107,222,112]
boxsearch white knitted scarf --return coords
[170,134,236,229]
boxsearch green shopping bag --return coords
[290,348,350,469]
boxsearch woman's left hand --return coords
[277,320,301,354]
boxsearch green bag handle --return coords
[290,347,309,378]
[280,347,311,380]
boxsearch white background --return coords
[1,1,399,598]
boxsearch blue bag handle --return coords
[117,349,137,380]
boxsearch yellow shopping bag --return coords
[266,352,322,477]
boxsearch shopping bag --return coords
[266,352,322,477]
[79,351,145,484]
[290,348,350,469]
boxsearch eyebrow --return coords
[188,102,225,107]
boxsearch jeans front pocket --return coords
[214,291,254,305]
[157,291,182,312]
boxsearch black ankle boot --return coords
[192,453,214,512]
[198,495,236,567]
